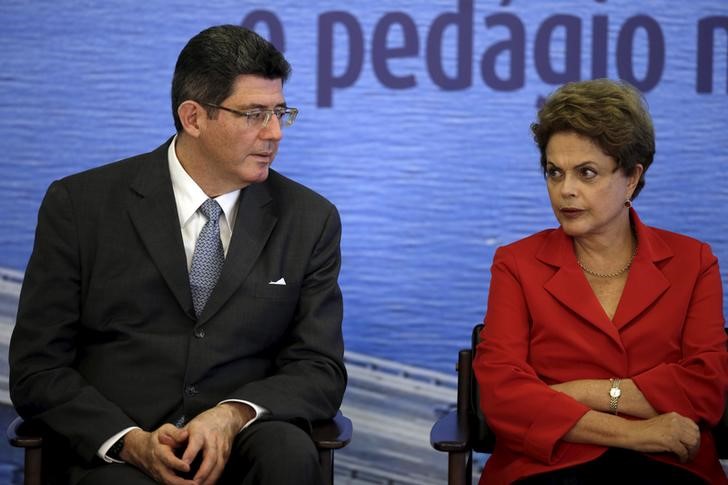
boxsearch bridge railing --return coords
[345,350,457,389]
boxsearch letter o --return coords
[616,15,664,92]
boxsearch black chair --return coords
[8,411,352,485]
[430,324,728,485]
[429,324,492,485]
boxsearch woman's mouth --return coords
[560,207,585,218]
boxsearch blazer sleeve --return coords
[9,181,138,463]
[473,246,591,465]
[632,243,728,425]
[231,204,347,422]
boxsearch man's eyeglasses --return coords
[203,103,298,129]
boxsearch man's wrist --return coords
[99,426,141,463]
[119,428,144,463]
[218,402,256,431]
[107,435,125,461]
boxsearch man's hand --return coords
[121,425,194,484]
[625,412,701,463]
[179,402,256,485]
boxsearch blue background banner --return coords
[1,0,726,480]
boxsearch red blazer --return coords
[473,210,728,484]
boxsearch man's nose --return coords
[260,115,283,141]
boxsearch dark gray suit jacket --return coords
[9,139,346,469]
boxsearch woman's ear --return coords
[627,163,644,199]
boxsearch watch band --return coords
[609,378,622,415]
[107,435,125,461]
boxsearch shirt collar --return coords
[168,135,240,229]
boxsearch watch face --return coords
[610,388,621,398]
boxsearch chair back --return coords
[469,323,496,453]
[714,327,728,458]
[717,405,728,458]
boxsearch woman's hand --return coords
[624,412,701,463]
[563,410,700,463]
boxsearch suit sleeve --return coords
[632,243,728,425]
[232,204,346,422]
[9,181,137,463]
[473,246,590,464]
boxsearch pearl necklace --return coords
[577,245,637,278]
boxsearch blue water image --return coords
[0,0,727,376]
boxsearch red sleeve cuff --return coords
[523,392,591,464]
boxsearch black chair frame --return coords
[8,411,352,485]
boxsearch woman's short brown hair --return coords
[531,79,655,200]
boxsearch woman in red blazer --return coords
[473,79,728,484]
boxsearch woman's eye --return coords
[546,168,562,179]
[579,167,597,179]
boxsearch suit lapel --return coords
[538,210,673,340]
[128,139,194,318]
[197,181,278,324]
[612,210,672,329]
[538,229,620,342]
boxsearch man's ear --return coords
[177,101,205,137]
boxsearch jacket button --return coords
[194,328,205,338]
[185,385,198,396]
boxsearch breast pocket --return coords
[254,280,300,300]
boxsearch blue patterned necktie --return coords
[189,199,225,317]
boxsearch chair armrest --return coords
[430,409,470,452]
[7,416,44,449]
[311,411,352,450]
[8,413,355,451]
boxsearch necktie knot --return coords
[199,199,222,222]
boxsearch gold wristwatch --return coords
[609,378,622,415]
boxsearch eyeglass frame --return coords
[202,102,298,129]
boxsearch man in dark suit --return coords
[9,25,346,485]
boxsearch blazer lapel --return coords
[128,139,194,318]
[612,210,672,329]
[538,228,622,344]
[197,181,278,324]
